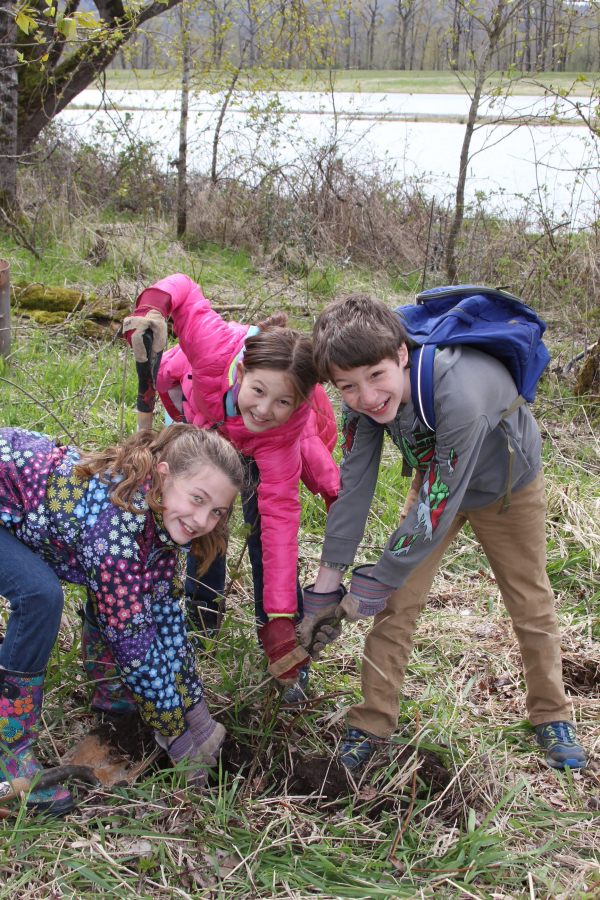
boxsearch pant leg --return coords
[0,525,64,673]
[466,471,571,726]
[185,551,227,630]
[348,514,465,738]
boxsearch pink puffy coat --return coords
[137,274,339,618]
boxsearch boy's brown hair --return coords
[312,293,417,381]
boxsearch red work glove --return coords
[259,618,311,687]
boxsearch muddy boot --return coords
[80,610,136,716]
[185,697,226,765]
[0,669,74,817]
[154,728,208,789]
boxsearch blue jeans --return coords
[0,524,64,673]
[186,457,303,630]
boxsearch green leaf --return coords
[57,15,77,38]
[73,10,97,27]
[15,12,36,33]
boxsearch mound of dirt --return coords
[220,737,257,775]
[400,746,451,796]
[90,711,156,762]
[286,756,350,801]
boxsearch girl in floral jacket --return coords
[0,423,242,816]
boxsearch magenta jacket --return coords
[136,274,339,617]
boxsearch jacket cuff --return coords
[135,287,173,319]
[321,534,359,567]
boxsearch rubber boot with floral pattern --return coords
[80,610,136,715]
[0,668,74,816]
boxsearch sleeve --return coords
[299,433,339,511]
[156,346,187,423]
[251,444,303,618]
[82,502,203,737]
[370,414,491,588]
[321,404,385,566]
[145,274,237,371]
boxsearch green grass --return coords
[1,223,599,898]
[103,66,600,96]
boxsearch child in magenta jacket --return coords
[123,274,339,696]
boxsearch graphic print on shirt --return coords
[385,422,436,473]
[390,448,457,556]
[391,532,419,555]
[340,411,358,460]
[417,463,451,541]
[447,448,457,475]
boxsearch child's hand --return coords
[123,309,168,363]
[336,565,394,623]
[260,618,311,686]
[299,584,347,658]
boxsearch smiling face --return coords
[235,363,298,433]
[330,347,412,423]
[156,461,238,545]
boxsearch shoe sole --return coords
[546,758,587,769]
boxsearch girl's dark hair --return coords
[312,293,418,381]
[243,312,319,406]
[75,424,243,575]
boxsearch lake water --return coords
[61,89,600,223]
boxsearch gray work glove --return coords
[336,564,394,623]
[298,584,347,660]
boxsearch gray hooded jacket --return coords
[321,346,542,588]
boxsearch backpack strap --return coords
[409,344,437,432]
[498,395,526,514]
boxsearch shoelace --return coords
[341,729,375,761]
[544,722,576,746]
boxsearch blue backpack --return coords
[395,285,551,433]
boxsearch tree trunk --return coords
[445,49,494,283]
[0,0,18,210]
[525,3,531,71]
[450,0,461,68]
[211,68,240,184]
[176,17,190,237]
[17,0,184,153]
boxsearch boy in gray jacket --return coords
[300,293,586,771]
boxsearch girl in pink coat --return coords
[124,274,339,699]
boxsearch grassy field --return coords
[103,67,600,96]
[1,226,600,899]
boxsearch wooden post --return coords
[0,259,10,358]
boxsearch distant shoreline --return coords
[101,68,599,98]
[68,99,594,128]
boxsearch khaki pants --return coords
[348,471,571,738]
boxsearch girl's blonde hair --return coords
[76,424,243,574]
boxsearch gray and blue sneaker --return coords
[535,721,587,769]
[282,665,310,705]
[339,727,379,771]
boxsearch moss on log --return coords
[10,280,131,336]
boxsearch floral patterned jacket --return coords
[0,428,202,737]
